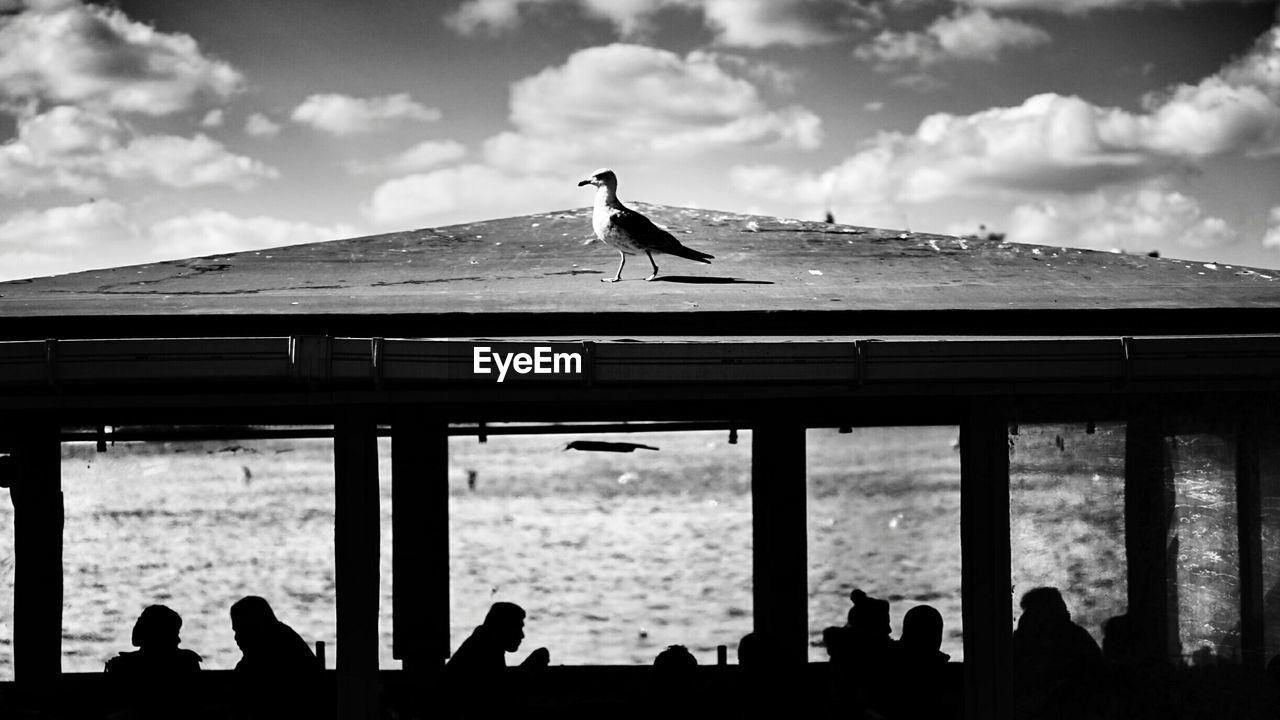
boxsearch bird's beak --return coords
[577,179,592,187]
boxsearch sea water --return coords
[2,425,1155,679]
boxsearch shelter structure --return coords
[2,203,1280,718]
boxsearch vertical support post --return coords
[392,417,449,670]
[960,404,1012,720]
[1125,415,1178,663]
[751,422,808,666]
[8,420,63,690]
[1237,422,1263,669]
[334,415,380,719]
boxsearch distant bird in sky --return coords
[578,168,714,282]
[563,440,660,453]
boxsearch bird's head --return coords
[577,168,617,189]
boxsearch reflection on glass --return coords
[448,430,752,666]
[1169,432,1240,662]
[1010,423,1126,648]
[58,439,338,673]
[806,426,963,662]
[1259,427,1280,663]
[0,485,12,680]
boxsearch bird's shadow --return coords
[651,275,774,285]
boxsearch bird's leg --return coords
[602,251,624,282]
[645,251,659,281]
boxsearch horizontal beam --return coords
[57,421,746,443]
[4,335,1280,398]
[4,307,1280,342]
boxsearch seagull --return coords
[563,440,660,453]
[578,168,714,282]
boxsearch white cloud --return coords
[444,0,547,34]
[0,105,278,196]
[930,8,1050,61]
[149,210,356,258]
[1135,25,1280,157]
[733,21,1280,216]
[244,112,281,137]
[701,0,880,47]
[484,43,822,173]
[105,133,277,189]
[0,198,133,250]
[690,51,800,94]
[1264,206,1280,248]
[856,8,1050,77]
[201,109,224,127]
[364,164,579,228]
[445,0,881,47]
[345,139,467,176]
[962,0,1273,13]
[732,92,1187,223]
[1006,184,1237,252]
[0,0,243,115]
[0,199,357,280]
[0,199,143,279]
[290,93,441,136]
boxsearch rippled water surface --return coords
[0,425,1176,678]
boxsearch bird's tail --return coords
[670,245,714,264]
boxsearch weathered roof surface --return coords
[1,204,1278,340]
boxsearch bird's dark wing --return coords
[564,440,661,453]
[612,208,685,252]
[612,207,713,262]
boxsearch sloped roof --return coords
[1,204,1277,340]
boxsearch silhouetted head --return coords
[482,602,527,653]
[577,168,618,190]
[1101,613,1135,662]
[823,626,851,662]
[849,589,891,640]
[230,596,278,652]
[739,630,782,668]
[654,644,697,670]
[1018,587,1070,632]
[132,605,182,650]
[901,605,944,655]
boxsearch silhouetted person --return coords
[1102,613,1173,720]
[737,631,785,668]
[650,645,707,717]
[230,595,319,719]
[736,632,791,717]
[848,589,893,659]
[1012,587,1107,720]
[447,601,550,671]
[445,602,549,717]
[835,589,896,717]
[823,625,852,664]
[889,605,951,720]
[654,644,697,669]
[105,605,201,718]
[1101,613,1137,665]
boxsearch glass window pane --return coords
[807,426,963,662]
[448,430,752,666]
[60,438,337,672]
[377,437,395,670]
[1009,422,1127,648]
[1168,431,1239,662]
[0,469,12,680]
[1259,426,1280,663]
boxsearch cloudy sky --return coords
[0,0,1278,280]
